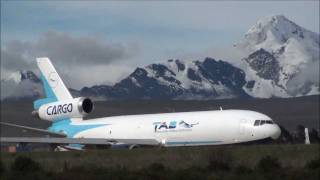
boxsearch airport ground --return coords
[0,144,319,180]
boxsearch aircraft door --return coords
[239,119,248,135]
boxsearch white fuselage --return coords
[66,110,281,147]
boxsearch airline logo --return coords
[153,120,199,133]
[47,103,73,115]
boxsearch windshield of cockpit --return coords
[254,120,274,126]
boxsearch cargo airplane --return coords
[0,58,281,150]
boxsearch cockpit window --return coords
[266,120,273,124]
[254,120,274,126]
[254,120,260,126]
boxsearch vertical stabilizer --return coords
[34,57,73,109]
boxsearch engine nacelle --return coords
[37,97,94,121]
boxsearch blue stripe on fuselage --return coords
[166,140,222,146]
[34,97,57,110]
[48,119,109,137]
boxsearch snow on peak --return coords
[1,70,43,100]
[3,70,40,84]
[239,14,319,53]
[6,71,22,83]
[247,14,297,35]
[239,15,319,98]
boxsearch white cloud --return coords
[63,64,133,89]
[0,79,43,99]
[1,31,139,89]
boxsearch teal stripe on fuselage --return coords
[48,119,109,137]
[34,97,57,110]
[166,140,222,146]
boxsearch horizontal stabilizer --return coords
[0,122,66,137]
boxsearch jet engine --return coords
[35,97,94,121]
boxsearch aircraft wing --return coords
[0,137,160,146]
[0,122,160,146]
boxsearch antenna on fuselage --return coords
[219,106,223,111]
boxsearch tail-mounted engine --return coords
[34,97,94,121]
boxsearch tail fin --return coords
[34,57,73,109]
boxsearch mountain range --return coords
[1,15,319,100]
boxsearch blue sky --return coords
[1,1,319,88]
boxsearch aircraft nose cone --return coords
[271,125,281,139]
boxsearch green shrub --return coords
[63,161,70,172]
[148,162,165,172]
[284,167,308,180]
[174,167,207,180]
[207,149,232,171]
[8,156,47,180]
[257,155,281,173]
[0,160,6,176]
[142,162,168,180]
[255,155,285,180]
[10,156,42,172]
[306,158,320,170]
[234,165,253,175]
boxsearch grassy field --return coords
[1,144,319,180]
[1,144,319,170]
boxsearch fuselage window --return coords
[254,120,260,126]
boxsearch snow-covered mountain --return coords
[80,58,249,100]
[1,71,43,99]
[236,15,319,98]
[80,15,319,100]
